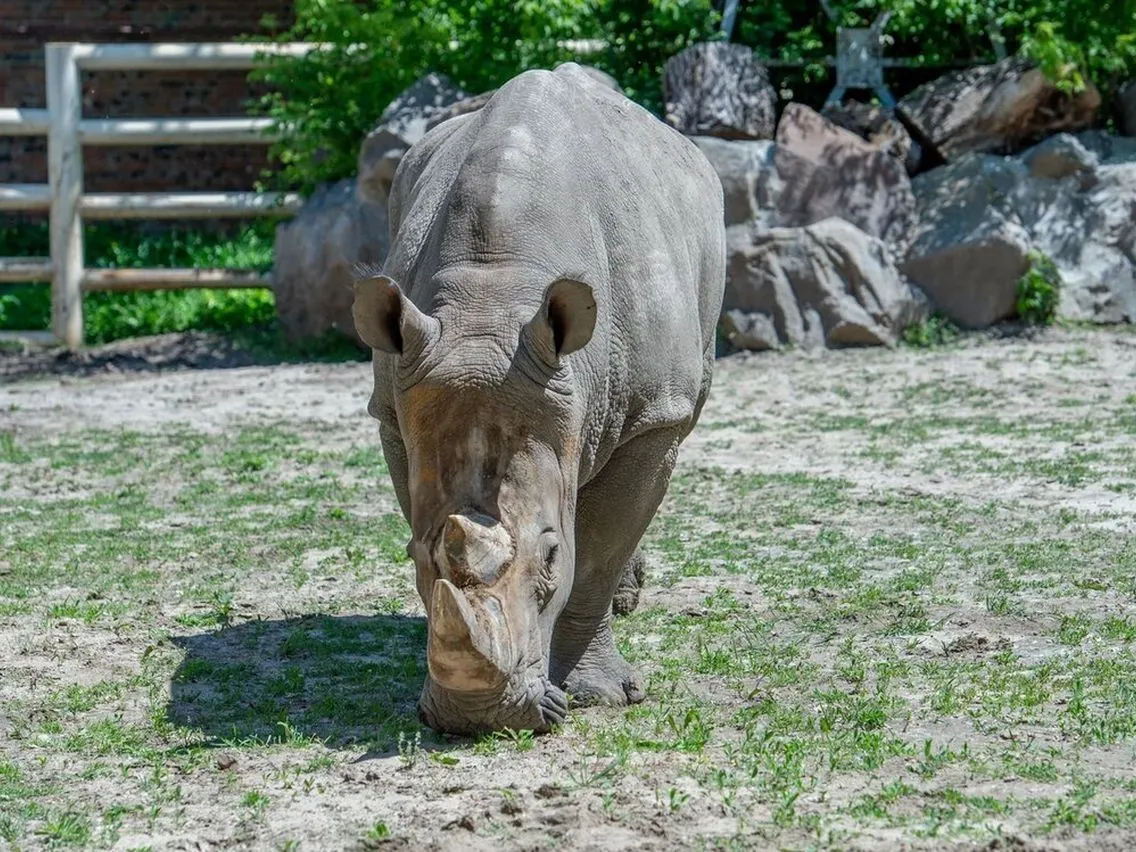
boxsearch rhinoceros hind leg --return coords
[611,549,646,616]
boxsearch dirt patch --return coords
[0,331,281,381]
[3,326,1136,850]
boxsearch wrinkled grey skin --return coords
[352,63,725,736]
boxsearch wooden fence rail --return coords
[0,41,315,349]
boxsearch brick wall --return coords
[0,1,295,204]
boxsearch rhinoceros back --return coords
[383,63,726,473]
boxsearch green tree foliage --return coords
[250,0,718,191]
[251,0,1134,191]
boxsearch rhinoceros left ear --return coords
[352,275,439,356]
[527,278,597,365]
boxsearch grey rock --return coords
[689,137,781,229]
[904,222,1033,329]
[272,179,389,347]
[903,155,1032,328]
[898,57,1101,161]
[821,100,923,175]
[774,103,915,245]
[1075,129,1136,164]
[722,218,928,351]
[1022,133,1098,182]
[904,141,1136,326]
[357,73,470,205]
[1015,152,1136,323]
[664,42,777,139]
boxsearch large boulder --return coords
[1017,137,1136,323]
[721,218,928,351]
[821,100,923,175]
[898,58,1101,162]
[272,180,389,347]
[1120,81,1136,137]
[903,134,1136,326]
[903,155,1032,328]
[357,73,470,205]
[663,42,777,140]
[774,103,916,245]
[689,137,782,229]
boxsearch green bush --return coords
[1016,250,1062,325]
[251,0,639,192]
[251,0,1136,193]
[0,222,276,345]
[902,313,962,348]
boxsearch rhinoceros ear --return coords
[527,278,596,365]
[352,275,439,356]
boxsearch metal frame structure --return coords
[0,42,314,349]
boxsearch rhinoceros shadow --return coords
[167,613,432,751]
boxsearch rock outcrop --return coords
[273,180,389,347]
[898,57,1101,161]
[774,104,916,244]
[821,100,923,175]
[903,133,1136,326]
[663,42,778,140]
[721,218,928,351]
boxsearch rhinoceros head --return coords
[353,273,596,735]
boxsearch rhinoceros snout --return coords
[417,671,565,736]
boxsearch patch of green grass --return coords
[902,313,961,348]
[0,431,31,463]
[0,221,278,344]
[1017,251,1062,326]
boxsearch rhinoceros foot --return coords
[557,628,646,708]
[538,682,569,728]
[563,654,645,707]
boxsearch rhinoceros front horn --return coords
[427,579,509,692]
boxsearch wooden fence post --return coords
[46,43,84,350]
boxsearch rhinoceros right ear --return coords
[526,278,597,366]
[352,275,439,356]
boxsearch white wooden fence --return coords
[0,42,315,349]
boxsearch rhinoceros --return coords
[352,63,726,735]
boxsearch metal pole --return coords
[720,0,741,40]
[46,43,84,350]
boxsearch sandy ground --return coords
[4,326,1136,850]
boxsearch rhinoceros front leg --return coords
[550,427,685,707]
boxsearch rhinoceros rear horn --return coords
[526,278,597,366]
[352,274,439,357]
[444,513,513,586]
